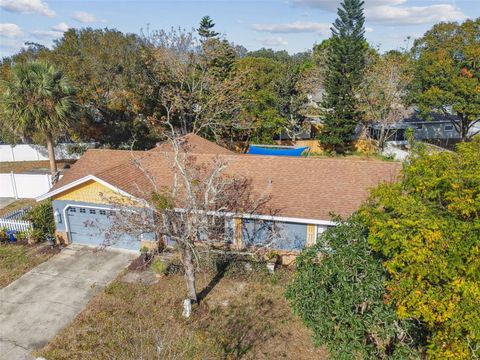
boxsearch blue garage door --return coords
[67,206,140,250]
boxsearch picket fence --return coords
[0,218,33,232]
[2,206,32,220]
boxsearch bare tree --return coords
[142,27,248,145]
[104,130,274,315]
[358,52,413,151]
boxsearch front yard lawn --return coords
[0,199,35,217]
[0,241,58,288]
[38,256,327,359]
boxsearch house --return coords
[368,112,469,144]
[37,134,401,261]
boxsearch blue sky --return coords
[0,0,478,58]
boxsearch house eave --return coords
[36,175,138,202]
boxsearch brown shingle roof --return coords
[94,152,401,220]
[49,137,401,221]
[51,149,144,191]
[150,133,234,155]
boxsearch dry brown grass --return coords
[0,160,75,173]
[0,242,58,288]
[37,264,327,360]
[0,199,35,216]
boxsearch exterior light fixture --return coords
[54,209,62,224]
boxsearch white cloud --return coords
[365,27,374,33]
[251,21,330,35]
[258,36,289,46]
[72,11,97,23]
[293,0,408,11]
[366,4,465,25]
[292,0,466,26]
[51,22,70,32]
[0,23,23,38]
[31,22,70,39]
[0,0,55,17]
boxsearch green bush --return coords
[361,138,480,359]
[286,217,423,359]
[25,201,55,240]
[0,227,7,242]
[150,258,167,275]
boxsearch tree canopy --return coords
[287,217,422,359]
[0,61,77,175]
[318,0,367,154]
[361,138,480,358]
[411,19,480,140]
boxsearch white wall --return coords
[0,143,93,162]
[0,173,52,199]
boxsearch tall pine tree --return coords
[319,0,366,154]
[198,16,219,40]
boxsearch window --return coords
[89,209,96,214]
[69,207,76,213]
[79,208,86,213]
[99,210,106,215]
[444,124,454,131]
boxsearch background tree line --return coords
[1,14,477,154]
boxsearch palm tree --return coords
[0,61,76,177]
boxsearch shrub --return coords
[25,201,55,241]
[361,138,480,359]
[150,258,167,275]
[286,217,422,359]
[0,227,7,242]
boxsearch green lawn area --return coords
[37,258,327,360]
[0,242,58,288]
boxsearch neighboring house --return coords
[37,134,401,261]
[368,112,470,143]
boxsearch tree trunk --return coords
[181,246,198,303]
[45,132,57,177]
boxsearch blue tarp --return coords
[248,145,309,157]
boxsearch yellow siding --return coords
[53,180,124,204]
[306,224,316,246]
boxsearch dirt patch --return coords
[37,268,327,359]
[127,254,153,271]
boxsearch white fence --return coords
[0,143,94,162]
[0,218,32,232]
[2,206,31,220]
[0,173,52,199]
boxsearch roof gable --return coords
[150,133,234,155]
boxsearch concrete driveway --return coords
[0,245,136,360]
